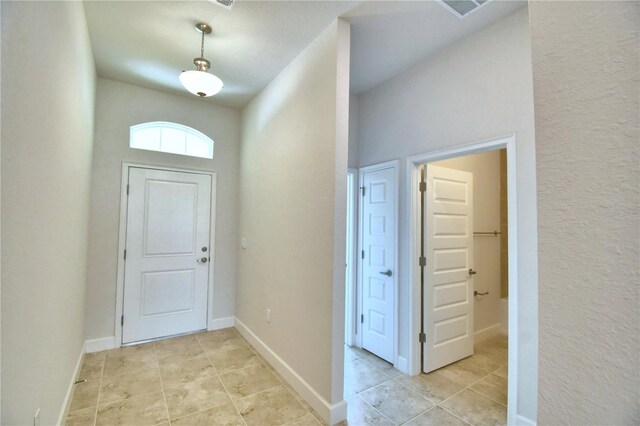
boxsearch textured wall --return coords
[1,2,96,423]
[356,8,539,420]
[530,1,640,423]
[238,20,350,405]
[85,79,241,340]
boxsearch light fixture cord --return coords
[200,30,205,59]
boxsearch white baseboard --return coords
[235,318,346,425]
[474,323,502,343]
[395,356,409,374]
[57,342,85,425]
[208,316,235,331]
[516,414,536,426]
[85,336,116,353]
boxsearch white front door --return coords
[122,167,212,344]
[360,165,396,363]
[424,164,474,372]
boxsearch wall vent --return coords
[439,0,493,19]
[211,0,234,10]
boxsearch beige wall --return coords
[433,151,502,334]
[499,149,508,299]
[84,79,241,340]
[356,8,538,420]
[348,94,359,169]
[238,19,350,406]
[1,2,96,424]
[530,1,639,423]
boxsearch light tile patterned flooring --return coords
[65,328,324,426]
[342,334,508,426]
[65,329,507,426]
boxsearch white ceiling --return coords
[347,0,527,94]
[84,0,526,109]
[83,1,360,109]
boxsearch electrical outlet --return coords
[266,308,271,323]
[33,409,40,426]
[241,237,248,249]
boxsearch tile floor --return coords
[342,334,508,426]
[65,328,324,426]
[65,329,507,426]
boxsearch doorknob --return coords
[196,257,208,263]
[380,270,392,277]
[468,269,477,275]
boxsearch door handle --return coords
[468,269,477,275]
[196,257,208,263]
[380,270,392,277]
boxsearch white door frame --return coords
[407,134,519,425]
[345,168,359,347]
[356,160,400,365]
[114,162,218,347]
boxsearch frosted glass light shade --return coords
[179,70,223,97]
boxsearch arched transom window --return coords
[129,121,214,159]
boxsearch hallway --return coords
[343,335,508,425]
[66,328,322,426]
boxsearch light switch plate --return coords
[241,237,248,249]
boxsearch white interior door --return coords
[123,167,212,344]
[424,164,474,372]
[360,165,396,363]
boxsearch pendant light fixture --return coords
[179,23,224,98]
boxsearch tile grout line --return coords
[92,352,107,426]
[237,330,320,425]
[92,353,106,426]
[432,364,507,426]
[465,386,508,407]
[153,341,174,426]
[437,404,475,426]
[196,331,249,426]
[353,393,397,425]
[267,368,318,425]
[160,334,238,424]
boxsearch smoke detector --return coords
[438,0,492,19]
[210,0,235,10]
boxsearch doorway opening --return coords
[343,161,405,403]
[408,134,518,424]
[114,163,218,347]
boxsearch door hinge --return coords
[419,182,427,192]
[361,250,365,259]
[419,332,426,343]
[126,184,130,195]
[123,249,127,260]
[419,256,426,267]
[121,315,124,326]
[360,186,366,196]
[360,314,364,324]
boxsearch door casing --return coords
[407,134,519,425]
[345,168,359,347]
[114,162,217,347]
[356,160,399,366]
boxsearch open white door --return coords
[424,164,474,372]
[122,167,212,344]
[360,164,396,363]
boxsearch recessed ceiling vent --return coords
[210,0,234,10]
[439,0,493,19]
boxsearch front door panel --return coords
[123,167,212,344]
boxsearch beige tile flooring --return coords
[65,329,507,426]
[342,334,508,426]
[65,328,324,426]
